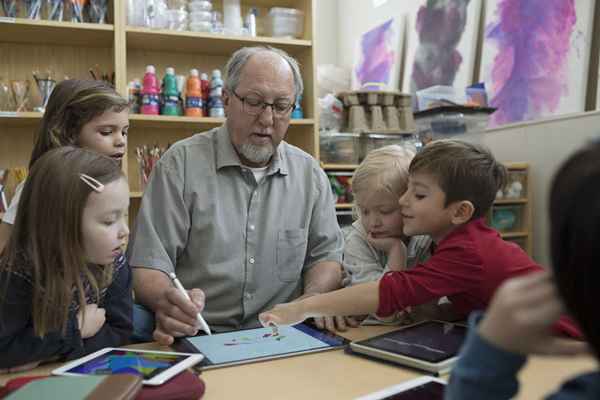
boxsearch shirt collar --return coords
[215,123,288,176]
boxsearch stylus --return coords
[169,272,212,336]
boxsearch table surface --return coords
[1,325,596,399]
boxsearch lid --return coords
[166,67,175,75]
[320,131,360,138]
[269,7,304,16]
[190,68,199,76]
[145,65,155,74]
[212,69,221,77]
[200,72,208,80]
[414,105,496,117]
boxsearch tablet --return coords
[175,322,348,369]
[52,348,204,386]
[349,320,467,374]
[355,376,447,400]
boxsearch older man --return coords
[128,46,351,345]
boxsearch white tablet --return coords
[52,348,204,386]
[354,376,447,400]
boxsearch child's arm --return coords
[80,257,133,354]
[0,272,84,369]
[259,281,379,326]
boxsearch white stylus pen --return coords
[169,272,212,336]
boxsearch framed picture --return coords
[480,0,596,126]
[402,0,483,94]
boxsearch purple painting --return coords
[481,0,594,126]
[352,18,402,90]
[403,0,481,94]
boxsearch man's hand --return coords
[479,271,588,356]
[77,304,106,339]
[153,287,205,346]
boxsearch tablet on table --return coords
[354,376,447,400]
[52,348,203,386]
[349,320,467,374]
[175,322,349,369]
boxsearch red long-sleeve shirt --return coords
[376,218,581,338]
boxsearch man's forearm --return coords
[132,268,172,311]
[302,261,343,296]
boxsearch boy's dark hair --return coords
[550,140,600,359]
[409,139,507,219]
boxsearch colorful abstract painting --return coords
[480,0,595,126]
[402,0,482,93]
[352,17,404,90]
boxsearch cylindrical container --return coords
[185,69,203,117]
[161,67,179,115]
[200,72,210,115]
[222,0,242,35]
[140,65,160,115]
[128,78,142,114]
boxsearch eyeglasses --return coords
[232,90,295,117]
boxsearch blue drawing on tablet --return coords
[186,325,331,364]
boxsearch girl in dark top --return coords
[0,147,131,372]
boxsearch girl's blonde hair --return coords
[29,79,128,168]
[1,147,124,337]
[352,145,415,216]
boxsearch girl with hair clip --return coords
[0,79,129,252]
[0,147,131,373]
[343,145,455,325]
[446,141,599,399]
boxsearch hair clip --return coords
[79,173,104,192]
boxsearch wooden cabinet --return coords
[0,1,318,221]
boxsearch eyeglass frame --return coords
[231,90,296,117]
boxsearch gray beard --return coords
[239,142,274,165]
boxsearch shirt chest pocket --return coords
[276,229,308,282]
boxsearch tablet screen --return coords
[359,321,466,363]
[377,381,445,399]
[179,323,347,367]
[64,349,191,380]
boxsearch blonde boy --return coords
[260,140,580,338]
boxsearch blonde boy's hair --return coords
[352,145,415,208]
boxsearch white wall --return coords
[314,0,338,66]
[461,112,600,266]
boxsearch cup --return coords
[10,80,30,112]
[33,77,56,112]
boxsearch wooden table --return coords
[1,325,596,399]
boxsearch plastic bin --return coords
[490,205,523,233]
[319,132,360,164]
[414,106,494,143]
[415,85,465,111]
[327,171,353,204]
[268,7,304,38]
[359,133,420,161]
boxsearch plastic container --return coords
[188,0,212,12]
[189,20,212,32]
[360,133,420,161]
[166,9,188,30]
[185,69,203,117]
[189,10,212,22]
[415,85,466,111]
[327,171,353,204]
[267,7,304,38]
[319,132,360,165]
[161,67,179,116]
[414,106,494,143]
[489,205,523,233]
[140,65,159,115]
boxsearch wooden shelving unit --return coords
[0,1,318,224]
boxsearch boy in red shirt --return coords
[260,140,579,338]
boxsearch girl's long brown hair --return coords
[1,147,124,337]
[29,79,128,168]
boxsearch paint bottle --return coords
[140,65,159,115]
[127,78,141,114]
[161,67,179,116]
[185,69,203,117]
[200,72,210,115]
[176,74,186,115]
[209,69,224,117]
[291,95,304,119]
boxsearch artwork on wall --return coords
[351,17,404,91]
[480,0,595,127]
[402,0,482,94]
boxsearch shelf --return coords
[335,203,353,209]
[321,164,359,171]
[493,198,528,205]
[0,111,43,127]
[129,114,313,130]
[125,27,312,55]
[0,17,114,47]
[500,232,529,239]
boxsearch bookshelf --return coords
[0,1,318,224]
